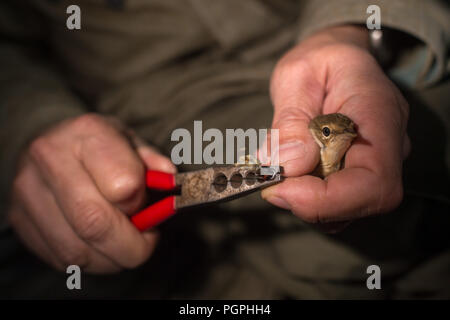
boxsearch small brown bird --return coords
[308,113,357,178]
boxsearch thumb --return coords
[268,55,323,177]
[271,107,320,177]
[261,108,319,209]
[124,129,176,174]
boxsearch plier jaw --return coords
[131,165,283,231]
[175,164,283,208]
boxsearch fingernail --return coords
[279,141,306,164]
[161,161,177,174]
[266,196,291,210]
[138,146,155,157]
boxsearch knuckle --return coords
[318,43,373,65]
[73,201,112,243]
[107,172,143,203]
[274,107,310,128]
[29,136,52,162]
[71,113,106,132]
[276,49,309,71]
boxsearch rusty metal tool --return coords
[131,165,283,231]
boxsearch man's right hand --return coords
[7,114,176,273]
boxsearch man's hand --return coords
[8,114,176,273]
[262,26,410,228]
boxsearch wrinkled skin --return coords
[262,25,410,232]
[8,114,176,273]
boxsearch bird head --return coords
[308,113,357,176]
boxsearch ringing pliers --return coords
[131,164,283,231]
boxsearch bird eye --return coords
[322,127,331,137]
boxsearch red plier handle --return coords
[131,171,177,231]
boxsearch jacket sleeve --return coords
[297,0,450,88]
[0,2,86,230]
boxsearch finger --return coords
[18,163,121,273]
[271,110,320,176]
[328,92,405,182]
[262,167,402,223]
[79,122,146,215]
[8,203,62,270]
[30,146,156,269]
[105,117,176,173]
[323,62,406,205]
[136,143,176,174]
[322,50,407,169]
[269,60,323,176]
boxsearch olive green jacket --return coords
[0,0,449,228]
